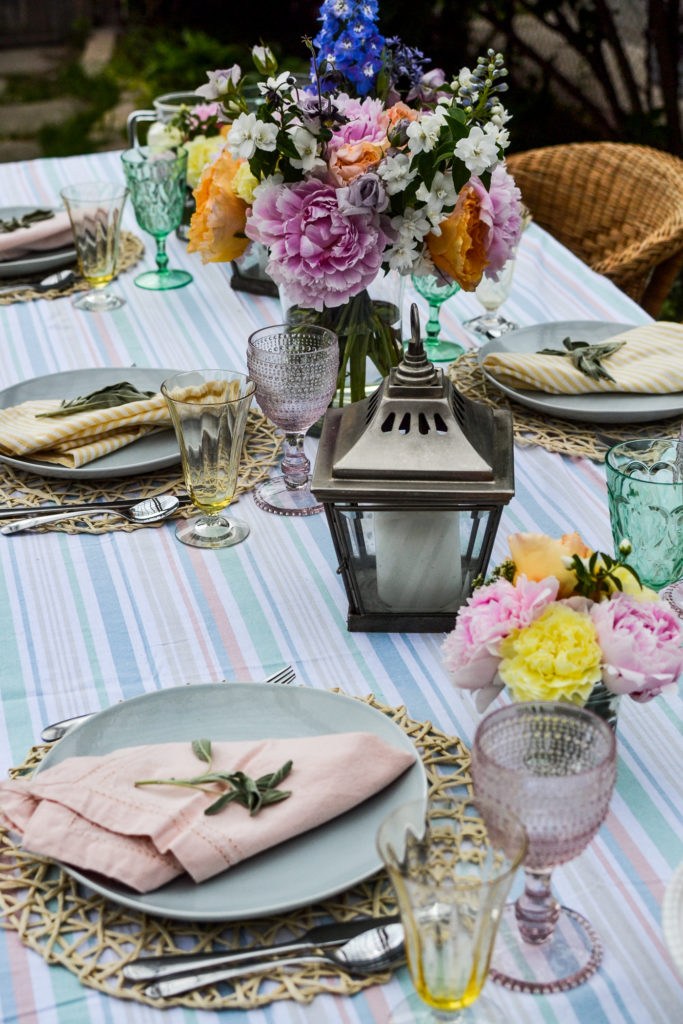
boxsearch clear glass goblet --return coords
[471,701,617,993]
[377,795,528,1024]
[247,324,338,516]
[121,146,193,291]
[60,182,128,312]
[463,259,518,338]
[161,370,254,548]
[411,272,464,362]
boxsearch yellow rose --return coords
[187,148,249,264]
[508,531,592,598]
[499,604,602,704]
[232,161,260,203]
[184,134,225,190]
[426,183,489,291]
[604,565,658,601]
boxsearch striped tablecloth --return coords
[0,151,681,1024]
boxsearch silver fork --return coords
[39,665,296,742]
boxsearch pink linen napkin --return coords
[0,732,416,893]
[0,210,74,261]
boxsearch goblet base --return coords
[424,338,465,362]
[661,580,683,620]
[463,313,517,337]
[389,990,507,1023]
[134,268,193,291]
[72,289,125,312]
[489,902,603,993]
[253,476,323,516]
[175,513,249,549]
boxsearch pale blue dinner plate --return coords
[36,683,428,921]
[0,366,181,479]
[478,320,683,423]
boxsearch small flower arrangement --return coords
[185,1,523,402]
[442,532,683,714]
[151,100,229,190]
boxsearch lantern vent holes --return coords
[434,413,448,434]
[379,411,450,437]
[450,390,466,429]
[399,413,411,434]
[365,389,381,424]
[381,412,395,433]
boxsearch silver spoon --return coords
[0,268,76,296]
[0,494,180,535]
[143,922,405,998]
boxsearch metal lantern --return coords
[311,305,515,632]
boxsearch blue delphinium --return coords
[313,0,385,96]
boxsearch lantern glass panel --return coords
[333,505,496,615]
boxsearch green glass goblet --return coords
[411,272,464,362]
[121,146,193,291]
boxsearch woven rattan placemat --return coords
[0,690,470,1010]
[0,409,281,533]
[447,351,683,462]
[0,232,145,305]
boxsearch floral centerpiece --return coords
[185,0,522,404]
[442,531,683,724]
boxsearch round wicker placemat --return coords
[447,351,683,462]
[0,690,470,1010]
[0,232,145,305]
[0,409,281,533]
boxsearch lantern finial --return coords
[394,303,438,387]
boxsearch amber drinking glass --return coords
[60,182,128,312]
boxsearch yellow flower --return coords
[603,565,658,601]
[232,161,260,203]
[499,604,602,704]
[508,531,591,598]
[187,148,249,264]
[184,134,226,190]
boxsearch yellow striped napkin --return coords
[0,393,172,468]
[481,322,683,394]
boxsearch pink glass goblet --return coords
[247,323,338,516]
[471,701,617,993]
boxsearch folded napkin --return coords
[0,210,74,261]
[0,732,416,892]
[0,392,172,468]
[481,322,683,394]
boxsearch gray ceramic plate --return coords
[36,683,427,921]
[0,206,77,279]
[0,366,181,479]
[478,320,683,423]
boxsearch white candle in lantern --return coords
[374,510,462,611]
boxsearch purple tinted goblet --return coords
[247,324,338,516]
[471,701,617,993]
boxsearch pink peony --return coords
[591,592,683,701]
[470,163,523,275]
[245,178,391,310]
[328,94,390,154]
[442,575,559,696]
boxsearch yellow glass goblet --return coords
[377,795,527,1024]
[60,182,128,312]
[162,370,255,549]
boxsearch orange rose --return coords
[508,531,593,598]
[328,141,387,186]
[385,102,419,128]
[426,184,488,290]
[187,147,249,263]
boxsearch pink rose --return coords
[442,574,559,697]
[591,593,683,701]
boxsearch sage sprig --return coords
[0,208,54,234]
[135,739,293,817]
[537,337,626,383]
[36,382,157,419]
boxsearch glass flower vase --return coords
[279,269,404,406]
[584,681,621,730]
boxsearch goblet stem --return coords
[155,236,169,274]
[281,433,310,490]
[426,300,444,341]
[514,869,560,943]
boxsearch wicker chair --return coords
[506,143,683,317]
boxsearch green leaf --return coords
[36,382,157,418]
[192,738,212,764]
[204,790,239,815]
[0,208,54,234]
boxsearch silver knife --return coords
[123,915,400,982]
[0,496,190,520]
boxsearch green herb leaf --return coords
[0,208,54,234]
[204,790,239,815]
[192,738,212,764]
[537,337,626,383]
[36,382,157,419]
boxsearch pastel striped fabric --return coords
[0,150,681,1024]
[482,321,683,393]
